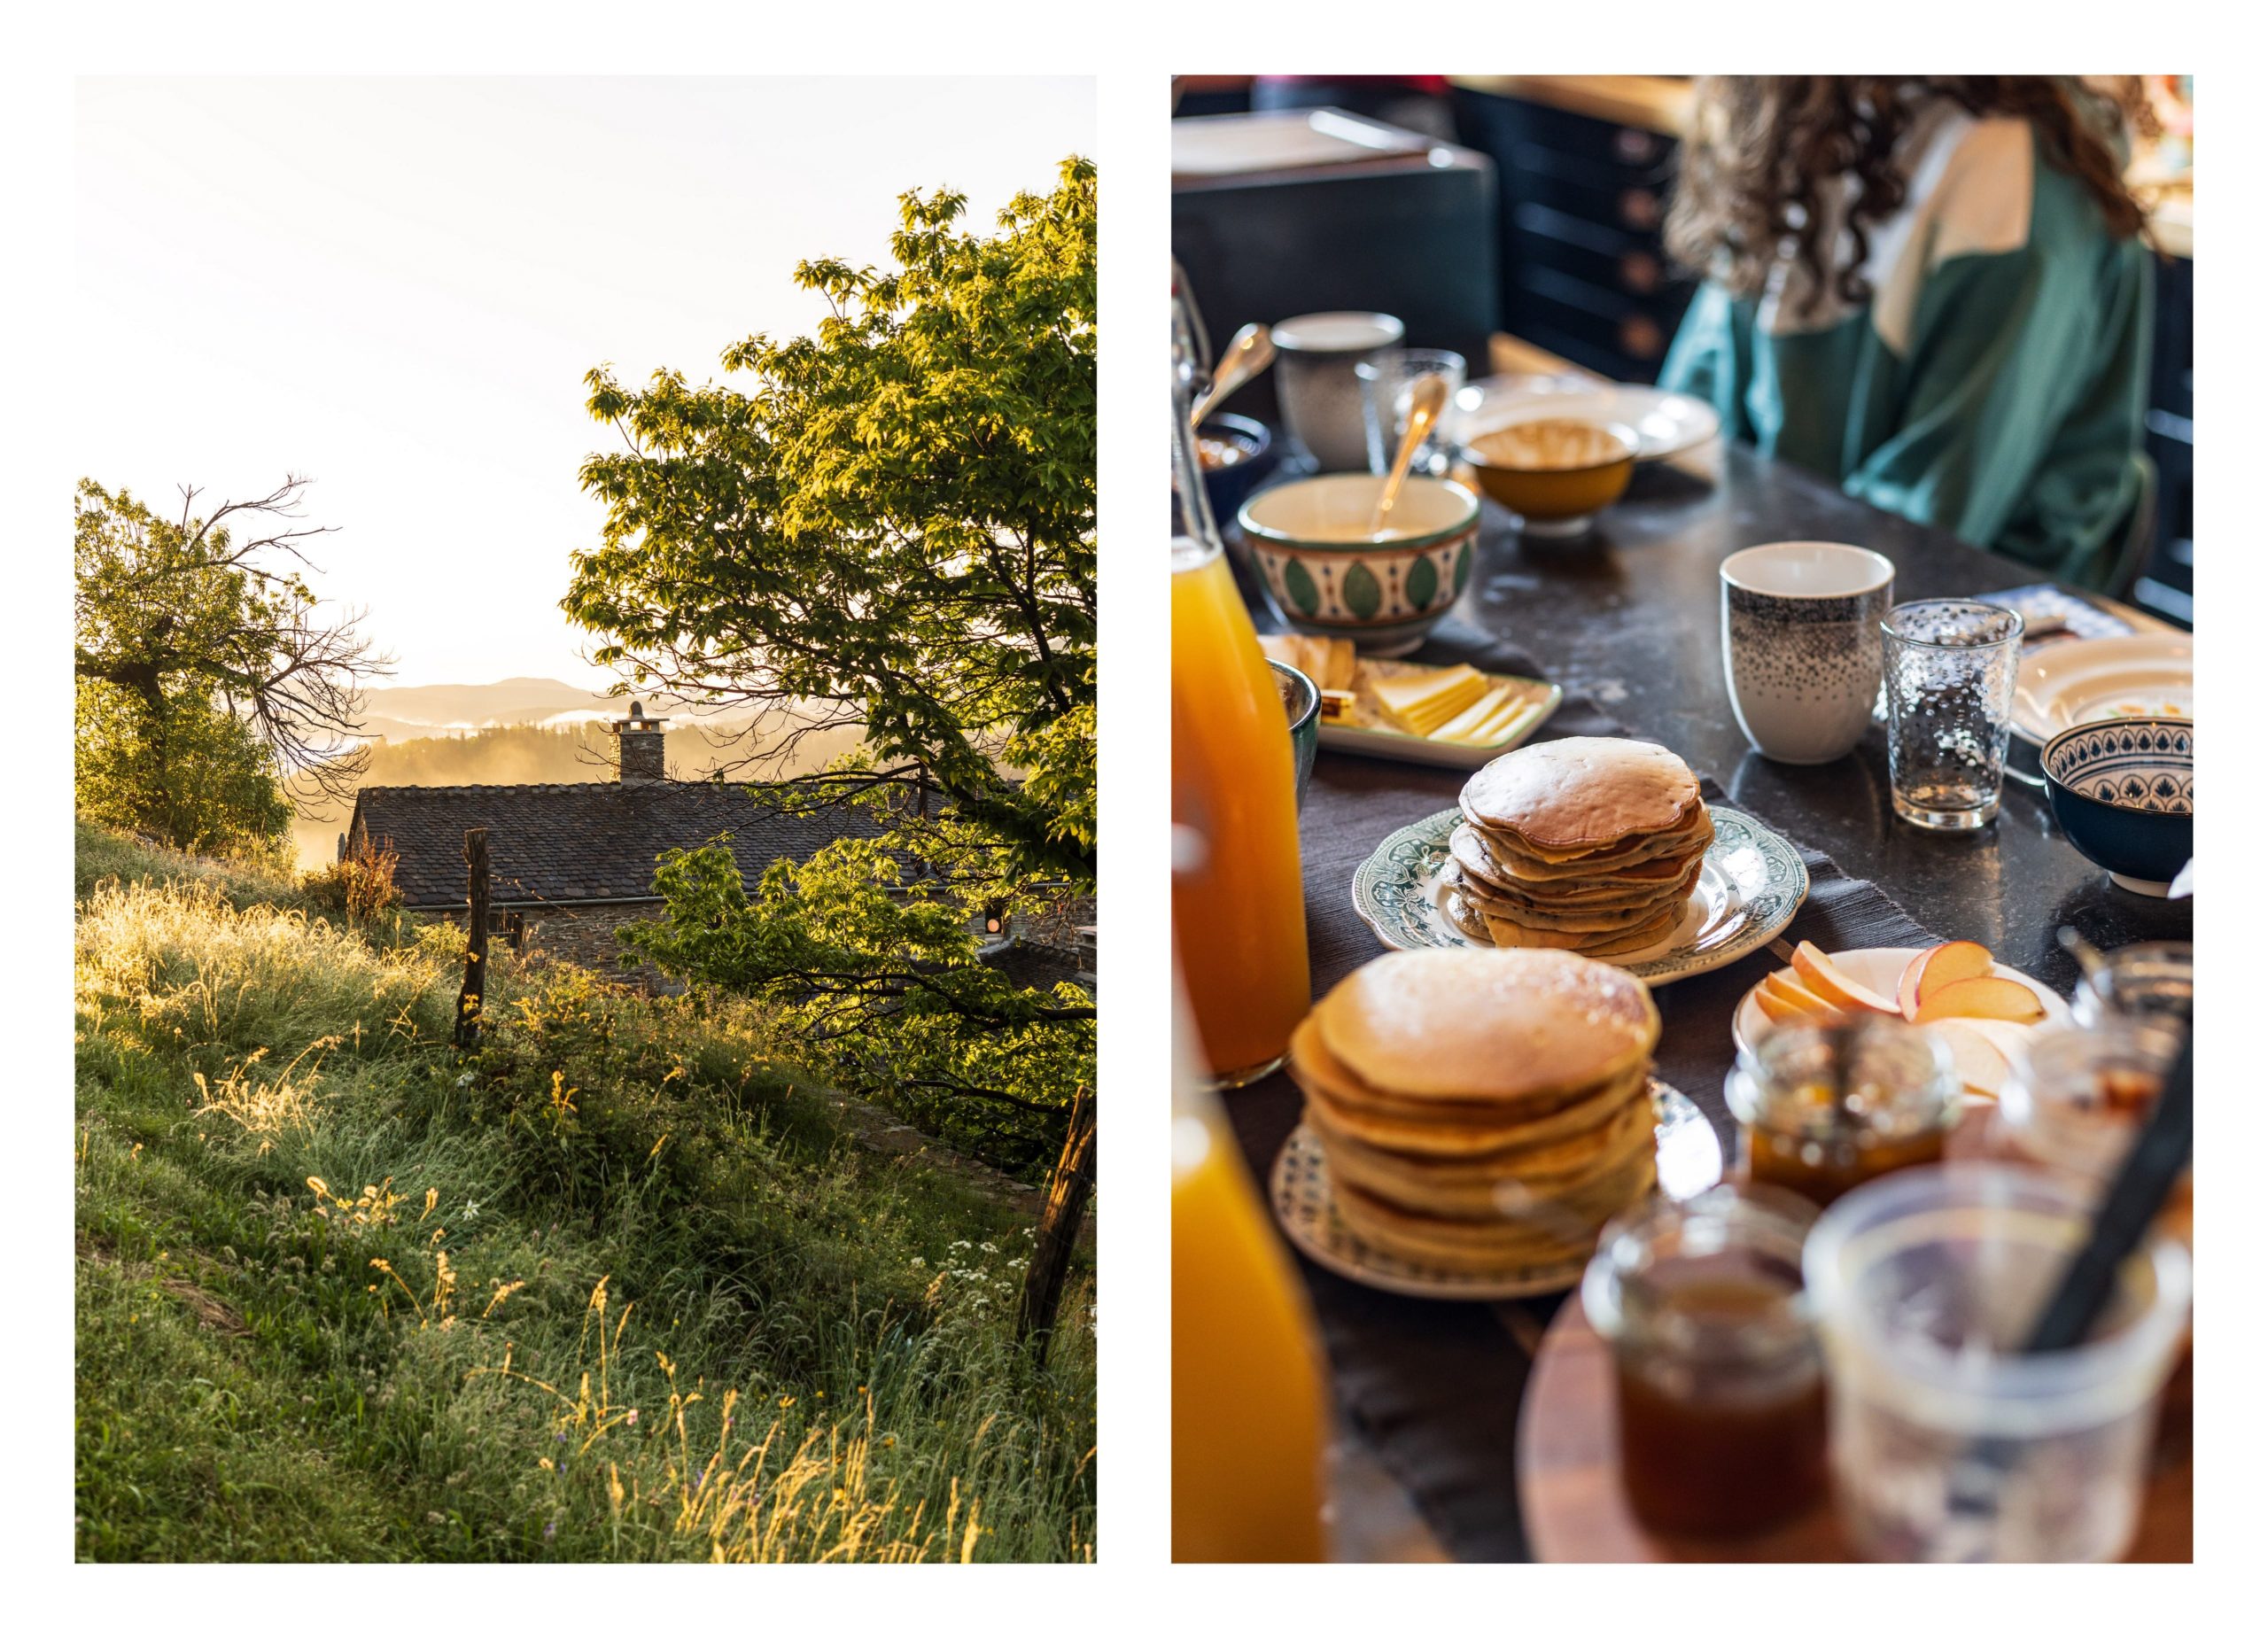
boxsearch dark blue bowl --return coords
[2041,717,2193,897]
[1198,414,1277,527]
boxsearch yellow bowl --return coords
[1460,418,1639,537]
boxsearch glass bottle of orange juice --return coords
[1171,293,1310,1085]
[1172,942,1329,1562]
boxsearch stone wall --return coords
[414,900,678,991]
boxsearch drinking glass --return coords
[1880,600,2023,829]
[1358,348,1466,478]
[2070,941,2194,1036]
[1805,1165,2191,1562]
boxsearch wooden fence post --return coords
[1015,1089,1096,1357]
[454,827,490,1050]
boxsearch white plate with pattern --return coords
[1270,1083,1722,1300]
[1349,803,1810,987]
[1450,376,1722,462]
[2011,633,2193,747]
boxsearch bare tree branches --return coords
[74,474,392,818]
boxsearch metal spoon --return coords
[1370,372,1450,536]
[1188,323,1273,430]
[2056,925,2108,987]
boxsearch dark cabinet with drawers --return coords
[1450,89,1697,382]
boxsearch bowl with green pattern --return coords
[1237,473,1481,656]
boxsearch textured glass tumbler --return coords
[1881,600,2023,830]
[1357,348,1466,478]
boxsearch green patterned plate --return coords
[1348,803,1810,987]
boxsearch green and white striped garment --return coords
[1660,100,2154,589]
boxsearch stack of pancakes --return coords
[1289,948,1661,1276]
[1446,737,1713,958]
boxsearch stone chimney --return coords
[608,700,669,785]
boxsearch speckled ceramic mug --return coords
[1720,542,1896,765]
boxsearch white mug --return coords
[1270,311,1403,472]
[1720,542,1896,764]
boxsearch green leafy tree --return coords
[74,477,388,852]
[74,678,293,864]
[564,158,1096,1168]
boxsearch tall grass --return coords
[74,830,1095,1562]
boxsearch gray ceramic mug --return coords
[1270,311,1403,472]
[1720,542,1896,764]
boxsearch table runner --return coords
[1216,624,1950,1562]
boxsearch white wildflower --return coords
[908,1256,925,1269]
[978,1241,998,1254]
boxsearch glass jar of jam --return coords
[1728,1015,1960,1209]
[1581,1184,1826,1537]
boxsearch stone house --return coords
[343,704,887,982]
[344,703,1094,993]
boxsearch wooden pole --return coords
[454,827,490,1050]
[1015,1089,1096,1356]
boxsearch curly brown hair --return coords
[1666,76,2156,319]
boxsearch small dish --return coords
[1270,1082,1721,1300]
[1195,413,1277,529]
[1238,473,1481,656]
[1460,418,1639,538]
[1350,803,1810,986]
[1319,658,1562,770]
[1268,657,1320,809]
[1451,376,1722,462]
[2041,718,2194,897]
[1730,947,2070,1102]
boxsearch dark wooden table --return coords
[1444,441,2194,990]
[1226,436,2195,1561]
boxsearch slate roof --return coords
[347,782,891,909]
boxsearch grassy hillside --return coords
[74,823,1094,1562]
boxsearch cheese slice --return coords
[1465,696,1542,745]
[1427,684,1516,743]
[1372,664,1489,735]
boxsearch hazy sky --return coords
[77,76,1095,688]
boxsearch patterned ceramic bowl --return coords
[2041,717,2194,897]
[1239,474,1481,657]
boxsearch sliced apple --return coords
[1934,1019,2012,1098]
[1896,941,1995,1021]
[1790,941,1899,1016]
[1913,974,2047,1025]
[1762,969,1845,1018]
[1755,984,1814,1026]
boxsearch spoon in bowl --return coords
[1188,323,1274,431]
[1370,372,1450,537]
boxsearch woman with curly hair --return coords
[1659,77,2159,588]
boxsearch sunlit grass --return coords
[74,825,1095,1562]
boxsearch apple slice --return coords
[1896,941,1995,1021]
[1763,969,1845,1018]
[1913,974,2047,1025]
[1790,941,1899,1016]
[1934,1019,2012,1098]
[1755,984,1816,1026]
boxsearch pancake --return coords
[1300,1061,1651,1158]
[1460,801,1714,878]
[1332,1153,1658,1272]
[1312,948,1659,1104]
[1459,737,1701,853]
[1313,1086,1654,1192]
[1450,823,1703,904]
[1449,889,1685,955]
[1286,1013,1625,1126]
